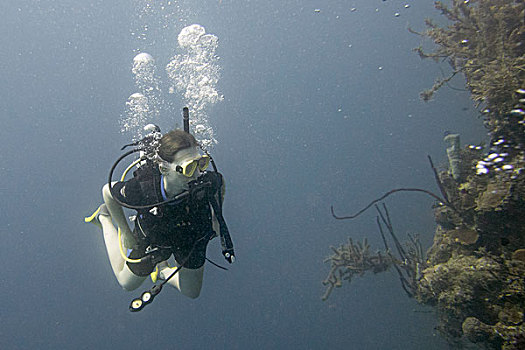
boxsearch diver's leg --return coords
[99,213,146,291]
[159,264,204,299]
[102,183,136,247]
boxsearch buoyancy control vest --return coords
[117,160,234,262]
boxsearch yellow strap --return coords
[150,265,158,283]
[84,207,101,223]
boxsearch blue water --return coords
[1,1,487,349]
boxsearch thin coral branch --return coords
[331,188,447,220]
[427,155,451,205]
[330,155,459,221]
[377,216,389,252]
[375,206,418,298]
[376,204,408,262]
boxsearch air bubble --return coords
[166,24,222,150]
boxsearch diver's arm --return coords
[102,182,133,236]
[210,206,220,238]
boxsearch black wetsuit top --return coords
[113,164,218,275]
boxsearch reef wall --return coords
[324,1,525,348]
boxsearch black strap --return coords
[208,174,234,259]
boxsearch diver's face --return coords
[160,147,202,182]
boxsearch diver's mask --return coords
[158,154,210,178]
[175,155,210,177]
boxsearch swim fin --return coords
[150,265,159,283]
[84,204,109,229]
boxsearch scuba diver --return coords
[86,108,234,311]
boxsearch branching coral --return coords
[322,205,425,301]
[322,237,392,301]
[414,0,525,119]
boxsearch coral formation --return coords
[413,0,525,161]
[447,227,479,245]
[323,205,425,300]
[413,0,525,114]
[322,237,393,301]
[324,1,525,349]
[405,121,525,348]
[444,133,464,181]
[412,3,525,346]
[512,248,525,262]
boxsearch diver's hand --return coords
[223,249,235,264]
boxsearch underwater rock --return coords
[434,206,456,229]
[448,228,479,245]
[462,317,497,344]
[462,317,510,348]
[457,187,477,211]
[498,304,523,326]
[417,254,503,316]
[476,181,512,211]
[511,248,525,262]
[425,226,453,265]
[418,240,525,348]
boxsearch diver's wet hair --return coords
[158,129,198,162]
